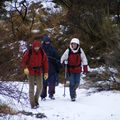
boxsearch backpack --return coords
[67,47,81,68]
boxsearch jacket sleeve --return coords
[21,51,29,69]
[42,51,48,73]
[80,48,88,65]
[52,48,61,73]
[80,48,88,73]
[60,49,69,64]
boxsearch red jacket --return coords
[21,40,48,75]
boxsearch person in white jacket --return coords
[61,38,88,101]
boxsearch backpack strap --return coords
[68,47,81,55]
[25,48,32,65]
[40,48,44,62]
[26,48,44,65]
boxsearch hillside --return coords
[0,82,120,120]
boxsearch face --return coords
[71,43,78,49]
[45,41,50,44]
[34,47,40,52]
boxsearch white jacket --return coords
[61,48,88,66]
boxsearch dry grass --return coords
[0,104,17,115]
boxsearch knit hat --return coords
[43,35,51,42]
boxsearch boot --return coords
[41,97,46,101]
[35,99,39,108]
[71,97,76,102]
[49,95,55,100]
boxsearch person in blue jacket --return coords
[41,35,61,100]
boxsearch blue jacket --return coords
[42,43,61,85]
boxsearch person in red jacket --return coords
[61,38,88,101]
[21,40,48,109]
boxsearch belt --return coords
[32,66,41,70]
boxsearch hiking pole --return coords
[18,75,28,103]
[63,60,68,97]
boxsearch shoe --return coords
[35,101,39,106]
[31,102,39,109]
[32,105,39,109]
[41,97,46,101]
[71,98,76,102]
[49,95,55,100]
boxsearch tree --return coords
[53,0,120,67]
[0,0,13,19]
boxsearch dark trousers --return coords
[41,81,55,98]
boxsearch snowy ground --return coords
[0,82,120,120]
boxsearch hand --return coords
[44,73,48,80]
[24,68,29,75]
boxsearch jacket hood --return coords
[32,40,41,48]
[70,45,80,53]
[70,38,80,53]
[70,38,80,45]
[43,35,51,43]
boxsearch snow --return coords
[0,82,120,120]
[19,40,27,53]
[6,0,62,13]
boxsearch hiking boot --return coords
[32,105,39,109]
[49,95,55,100]
[71,98,76,102]
[41,97,46,101]
[31,102,39,109]
[31,102,35,109]
[35,101,39,106]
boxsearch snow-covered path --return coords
[0,83,120,120]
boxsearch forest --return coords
[0,0,120,119]
[0,0,120,89]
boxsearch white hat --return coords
[70,38,80,45]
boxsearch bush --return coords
[0,104,16,115]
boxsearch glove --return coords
[83,65,88,74]
[24,68,29,75]
[44,73,48,80]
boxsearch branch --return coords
[56,0,72,8]
[9,11,17,39]
[29,14,36,34]
[21,0,28,21]
[14,0,28,21]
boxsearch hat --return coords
[43,35,51,42]
[70,38,80,45]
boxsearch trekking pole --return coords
[18,75,28,103]
[63,60,68,97]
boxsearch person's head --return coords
[42,35,51,45]
[32,40,41,52]
[70,38,80,52]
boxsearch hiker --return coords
[21,39,48,108]
[61,38,88,101]
[41,35,61,100]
